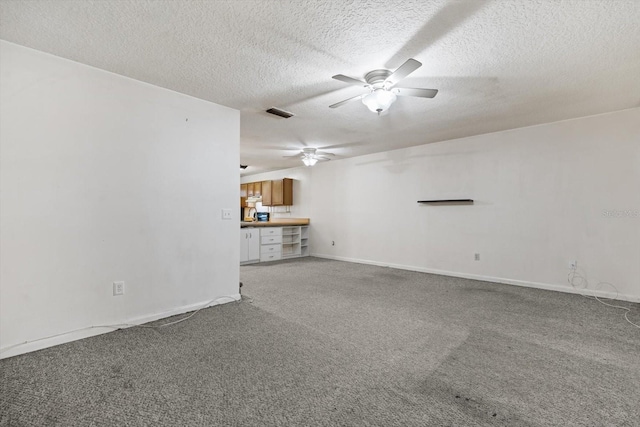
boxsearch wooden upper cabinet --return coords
[271,179,283,205]
[282,178,293,205]
[244,178,292,207]
[265,178,293,206]
[240,183,247,208]
[241,181,263,205]
[261,180,272,206]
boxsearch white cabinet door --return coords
[240,229,249,262]
[247,229,260,261]
[241,229,260,263]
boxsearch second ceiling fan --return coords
[330,58,438,114]
[284,147,334,167]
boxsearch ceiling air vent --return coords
[266,107,294,119]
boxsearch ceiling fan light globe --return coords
[362,89,397,113]
[302,157,318,167]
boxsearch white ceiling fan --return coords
[284,147,335,167]
[330,58,438,114]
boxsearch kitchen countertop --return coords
[240,218,310,227]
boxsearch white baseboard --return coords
[0,294,241,360]
[311,253,640,303]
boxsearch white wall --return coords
[0,41,240,358]
[241,166,313,218]
[309,108,640,301]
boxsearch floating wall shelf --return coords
[417,199,474,204]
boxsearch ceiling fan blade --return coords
[332,74,369,87]
[392,87,438,98]
[315,151,335,157]
[329,94,365,108]
[316,156,332,161]
[384,58,422,87]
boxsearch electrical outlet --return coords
[474,253,480,261]
[569,260,577,270]
[221,209,232,220]
[113,281,125,296]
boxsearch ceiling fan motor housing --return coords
[364,69,393,88]
[361,69,397,113]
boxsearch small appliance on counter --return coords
[256,212,270,222]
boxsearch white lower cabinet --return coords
[242,225,310,264]
[260,227,282,262]
[240,228,260,264]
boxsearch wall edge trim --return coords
[0,293,241,359]
[311,253,640,303]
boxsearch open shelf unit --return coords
[281,226,301,258]
[281,225,310,258]
[301,226,309,257]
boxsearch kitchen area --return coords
[240,178,310,264]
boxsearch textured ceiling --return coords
[1,0,639,175]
